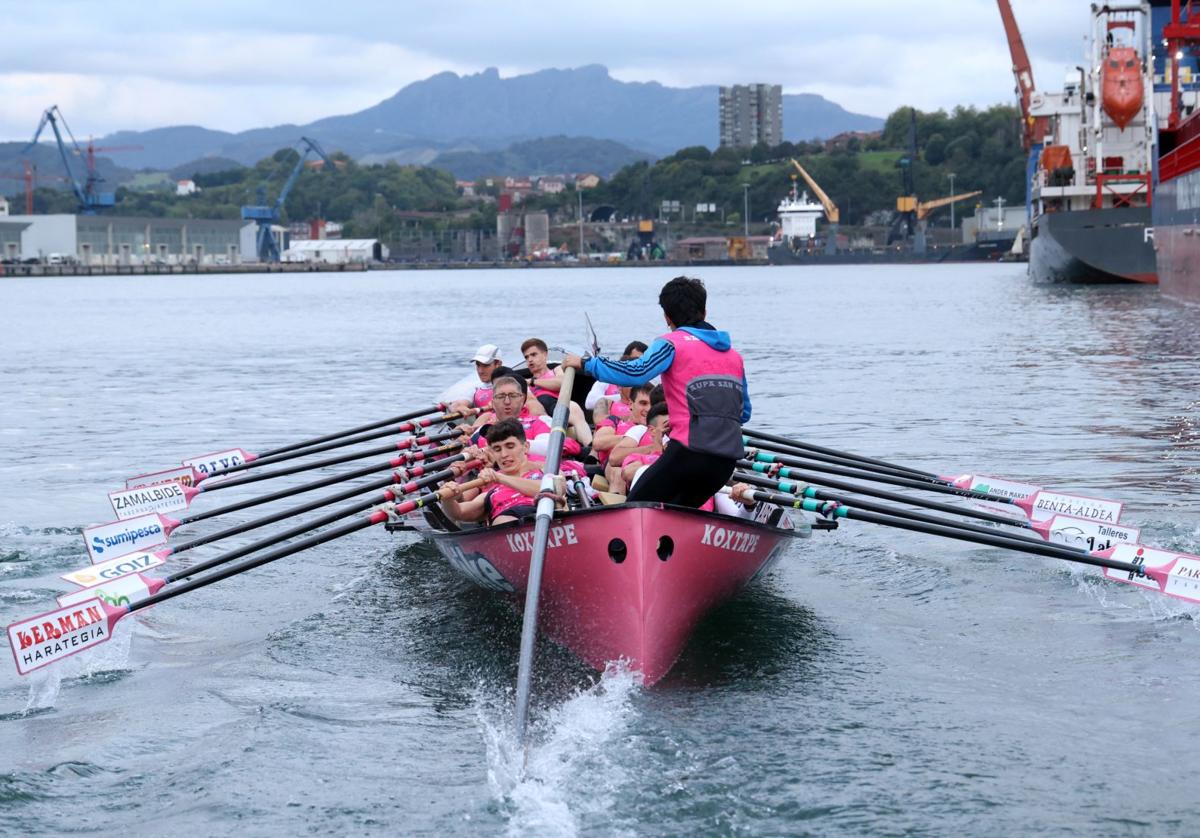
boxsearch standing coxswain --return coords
[563,276,750,508]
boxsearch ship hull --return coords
[766,238,1018,266]
[413,503,807,684]
[1152,169,1200,304]
[1029,206,1157,284]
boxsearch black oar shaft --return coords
[258,404,445,458]
[165,465,463,584]
[748,450,1015,505]
[172,452,467,553]
[734,471,1036,543]
[737,461,1027,528]
[743,427,940,480]
[746,438,948,484]
[201,430,462,491]
[180,442,462,524]
[214,411,465,476]
[135,513,386,613]
[752,488,1143,576]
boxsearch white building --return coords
[282,239,387,264]
[176,179,198,196]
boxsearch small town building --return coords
[0,213,249,265]
[176,179,198,196]
[575,173,601,189]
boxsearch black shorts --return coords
[490,503,537,525]
[625,442,736,508]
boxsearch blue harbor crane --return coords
[25,105,115,214]
[242,137,338,262]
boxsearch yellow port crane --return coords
[789,158,839,223]
[915,191,982,220]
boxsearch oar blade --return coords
[57,573,163,609]
[185,448,254,479]
[1018,490,1124,524]
[1035,515,1140,553]
[108,483,198,521]
[8,599,126,676]
[83,513,176,562]
[1101,544,1200,604]
[948,474,1040,500]
[62,550,169,589]
[125,465,202,490]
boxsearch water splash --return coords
[21,618,136,713]
[480,663,643,837]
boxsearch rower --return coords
[447,344,504,414]
[440,419,563,526]
[597,384,654,493]
[469,375,583,463]
[520,338,592,444]
[564,276,750,508]
[620,401,670,491]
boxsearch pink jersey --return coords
[530,369,557,399]
[473,384,494,409]
[486,468,543,521]
[623,451,661,470]
[594,417,639,467]
[476,408,581,459]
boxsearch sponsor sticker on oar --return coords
[108,483,197,520]
[1016,490,1123,524]
[1100,543,1200,602]
[948,474,1041,500]
[62,550,167,589]
[57,573,163,609]
[8,599,125,676]
[1033,516,1141,552]
[126,465,201,490]
[184,448,253,479]
[83,513,177,562]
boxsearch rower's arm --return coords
[536,369,564,392]
[583,338,674,385]
[442,493,487,522]
[591,425,620,452]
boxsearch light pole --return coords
[948,173,957,231]
[577,188,584,257]
[742,183,750,238]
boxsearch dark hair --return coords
[647,402,670,424]
[631,383,655,400]
[659,276,706,327]
[485,418,526,445]
[622,340,648,356]
[649,384,665,406]
[520,338,548,354]
[491,370,527,396]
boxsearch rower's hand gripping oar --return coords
[514,364,577,749]
[9,477,486,677]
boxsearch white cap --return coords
[472,344,501,364]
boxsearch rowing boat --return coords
[389,499,825,684]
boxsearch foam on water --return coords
[481,663,643,837]
[21,618,136,713]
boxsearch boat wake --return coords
[481,663,643,837]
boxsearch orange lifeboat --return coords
[1102,46,1143,130]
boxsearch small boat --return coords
[1101,45,1142,130]
[388,499,825,684]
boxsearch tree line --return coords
[13,104,1026,234]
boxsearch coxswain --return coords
[563,276,750,508]
[520,338,593,444]
[441,419,563,526]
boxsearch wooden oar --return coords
[9,477,486,676]
[514,366,576,748]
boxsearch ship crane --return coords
[241,136,339,262]
[787,158,839,253]
[917,191,983,220]
[996,0,1048,150]
[24,106,140,214]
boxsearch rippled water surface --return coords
[1,265,1199,836]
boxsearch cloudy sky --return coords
[0,0,1093,140]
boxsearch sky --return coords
[0,0,1095,141]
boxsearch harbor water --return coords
[1,265,1198,836]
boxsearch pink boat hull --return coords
[421,503,809,684]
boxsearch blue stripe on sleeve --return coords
[583,338,675,386]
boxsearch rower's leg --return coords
[567,402,593,445]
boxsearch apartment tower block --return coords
[719,84,783,148]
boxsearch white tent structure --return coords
[283,239,387,264]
